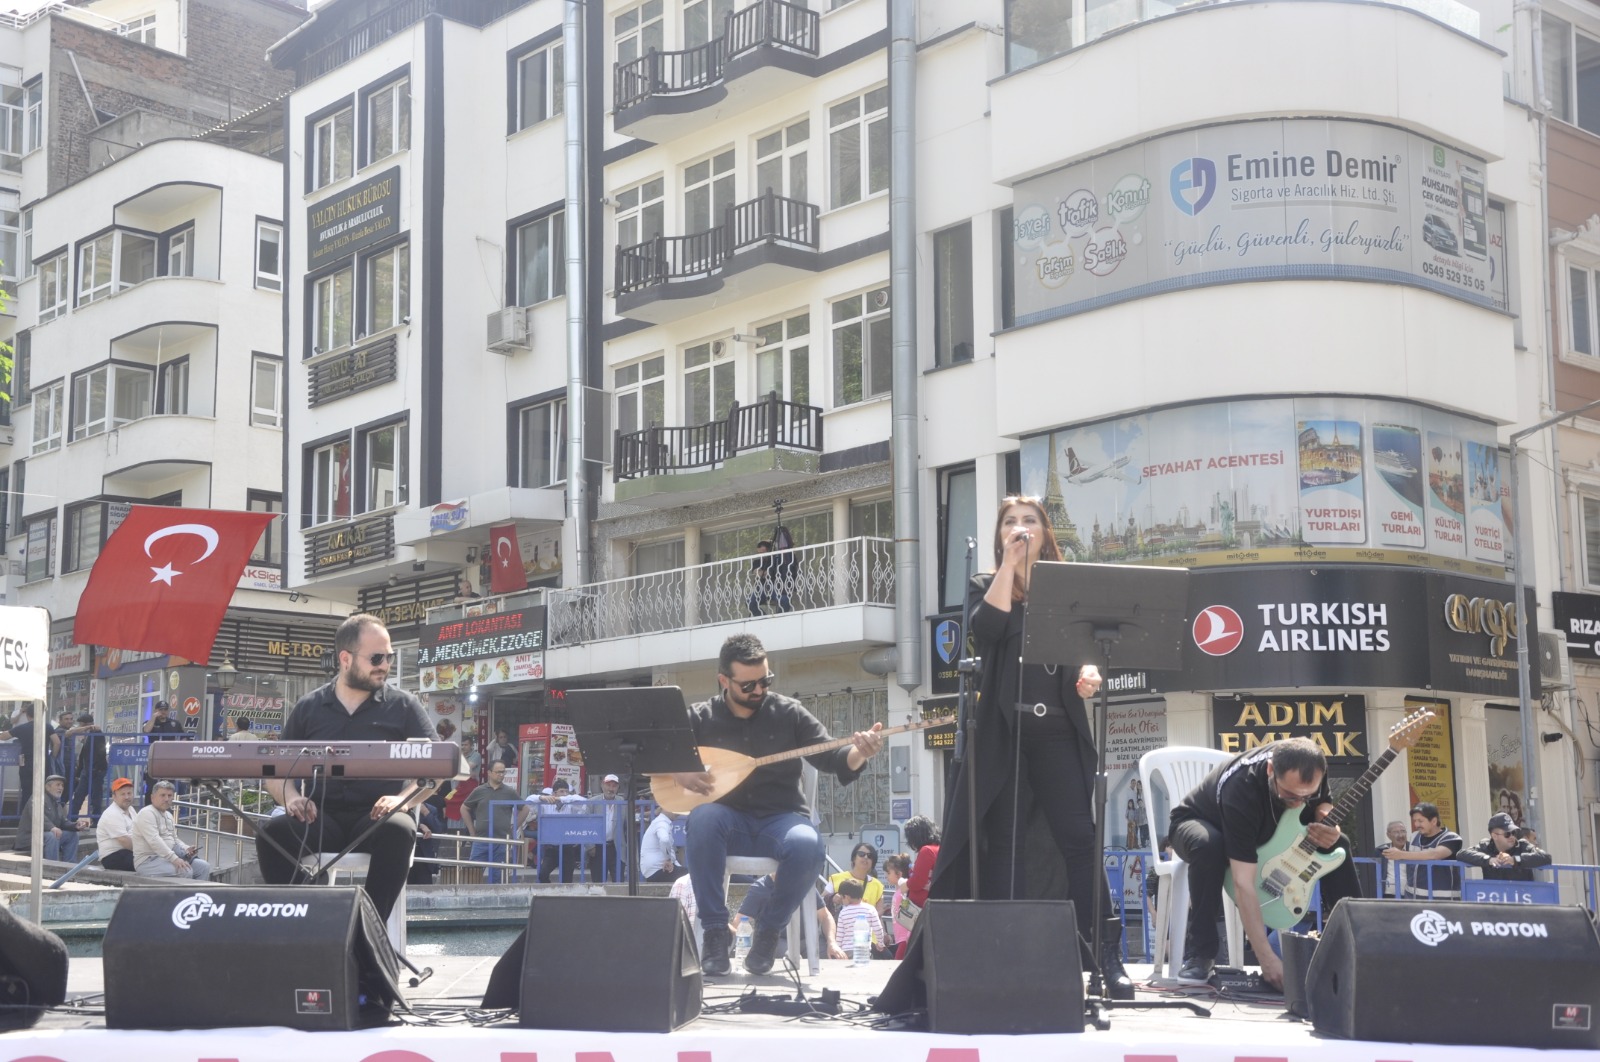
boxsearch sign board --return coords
[109,742,151,766]
[860,823,901,859]
[541,814,605,845]
[928,616,963,695]
[305,513,395,577]
[1462,879,1559,906]
[1212,694,1367,762]
[1552,591,1600,661]
[306,166,401,268]
[307,335,399,406]
[0,606,48,701]
[1405,696,1458,832]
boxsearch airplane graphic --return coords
[1066,447,1139,485]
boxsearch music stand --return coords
[562,687,705,896]
[1022,561,1203,1026]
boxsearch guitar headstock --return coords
[1388,707,1437,752]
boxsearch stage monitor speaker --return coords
[103,885,404,1031]
[1307,899,1600,1049]
[509,895,701,1032]
[0,904,68,1030]
[921,899,1084,1034]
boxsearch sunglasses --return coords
[362,652,398,666]
[731,673,776,695]
[1270,775,1317,807]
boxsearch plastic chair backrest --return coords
[1138,746,1232,863]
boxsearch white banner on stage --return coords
[0,606,49,702]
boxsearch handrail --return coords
[613,390,822,480]
[613,0,820,110]
[615,190,819,295]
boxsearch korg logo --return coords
[1170,157,1217,215]
[389,743,433,759]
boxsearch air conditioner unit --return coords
[1537,630,1575,692]
[487,307,532,354]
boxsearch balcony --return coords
[614,0,820,143]
[615,191,821,324]
[613,392,822,506]
[544,537,894,676]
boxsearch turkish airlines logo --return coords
[1192,605,1244,656]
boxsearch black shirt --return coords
[1170,744,1330,864]
[146,717,187,738]
[280,681,432,809]
[688,691,862,817]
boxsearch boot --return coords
[744,922,783,974]
[701,924,732,976]
[1098,920,1136,1000]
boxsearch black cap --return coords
[1488,812,1518,834]
[153,700,170,711]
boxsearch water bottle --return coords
[852,920,871,966]
[735,916,753,963]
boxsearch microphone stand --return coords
[952,536,980,899]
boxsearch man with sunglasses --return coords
[254,613,432,921]
[1168,737,1361,990]
[675,633,885,976]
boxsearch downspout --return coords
[563,0,589,586]
[889,0,921,692]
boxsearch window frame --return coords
[62,499,111,574]
[513,208,566,306]
[512,393,568,488]
[23,78,40,155]
[156,356,189,415]
[248,490,284,567]
[362,240,410,336]
[37,250,67,321]
[830,285,892,407]
[356,417,409,513]
[310,262,355,355]
[1565,254,1600,363]
[937,463,978,611]
[69,361,154,441]
[21,508,54,583]
[120,12,158,45]
[75,227,158,305]
[682,337,735,425]
[160,223,194,278]
[251,354,283,428]
[826,86,888,210]
[754,117,810,202]
[614,354,666,437]
[933,221,975,367]
[1542,14,1600,136]
[310,104,355,191]
[255,219,282,291]
[305,434,353,527]
[513,39,564,132]
[363,74,411,166]
[614,176,665,250]
[30,379,62,454]
[751,309,812,408]
[614,0,665,69]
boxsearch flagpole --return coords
[27,694,44,925]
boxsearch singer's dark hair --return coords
[991,495,1063,568]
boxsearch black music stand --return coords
[1022,561,1202,1026]
[563,687,704,896]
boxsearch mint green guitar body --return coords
[1221,812,1346,930]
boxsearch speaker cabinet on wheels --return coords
[1306,899,1600,1049]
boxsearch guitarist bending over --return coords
[1168,737,1361,989]
[672,633,884,976]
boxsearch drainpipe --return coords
[889,0,921,693]
[563,0,589,586]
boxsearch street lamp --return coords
[216,654,238,692]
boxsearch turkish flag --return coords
[73,506,277,662]
[488,523,528,595]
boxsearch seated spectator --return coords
[96,777,139,871]
[825,842,885,913]
[409,798,448,886]
[739,871,845,960]
[670,870,699,926]
[133,780,210,880]
[1386,802,1463,898]
[13,775,90,861]
[640,808,686,883]
[832,877,887,957]
[1459,812,1553,882]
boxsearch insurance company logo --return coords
[1057,188,1100,237]
[1013,203,1052,251]
[172,892,225,930]
[935,619,961,665]
[1170,157,1217,215]
[1410,909,1463,947]
[1106,173,1152,224]
[1192,605,1244,656]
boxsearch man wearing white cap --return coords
[591,773,624,882]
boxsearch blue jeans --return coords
[686,803,822,934]
[43,829,79,863]
[470,839,511,884]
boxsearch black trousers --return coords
[255,805,416,921]
[1170,815,1362,962]
[100,849,134,872]
[984,711,1118,951]
[538,843,582,883]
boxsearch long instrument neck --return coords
[743,717,942,768]
[1294,745,1397,852]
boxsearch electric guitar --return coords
[648,714,955,814]
[1223,707,1436,930]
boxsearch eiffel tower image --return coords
[1043,442,1083,556]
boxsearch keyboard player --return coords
[255,613,432,921]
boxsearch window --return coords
[120,13,157,45]
[163,226,192,278]
[30,380,61,453]
[516,212,565,304]
[934,222,974,366]
[255,221,282,291]
[615,0,665,66]
[156,359,188,415]
[77,229,156,304]
[0,189,17,285]
[367,77,410,162]
[24,80,40,154]
[939,465,977,610]
[63,502,107,573]
[249,491,283,565]
[0,70,23,173]
[997,206,1016,330]
[1543,15,1600,136]
[22,511,53,582]
[9,460,23,537]
[517,397,567,487]
[310,439,352,524]
[827,87,887,209]
[683,340,734,424]
[1571,263,1597,358]
[755,118,808,201]
[754,311,810,408]
[251,355,282,427]
[1584,496,1600,587]
[615,177,665,249]
[365,243,409,333]
[615,355,665,435]
[20,207,31,278]
[1006,0,1076,72]
[684,149,734,234]
[70,363,153,440]
[831,286,891,405]
[312,265,354,354]
[849,497,893,537]
[516,42,563,130]
[361,421,408,511]
[13,329,27,406]
[0,469,8,548]
[38,252,66,321]
[312,107,354,189]
[685,0,733,48]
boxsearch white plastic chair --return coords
[718,763,822,975]
[1139,746,1244,980]
[299,852,408,954]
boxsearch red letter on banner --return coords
[926,1051,982,1062]
[1125,1056,1181,1062]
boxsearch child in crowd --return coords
[833,877,887,957]
[884,853,912,956]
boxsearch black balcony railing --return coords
[613,0,820,110]
[614,392,823,481]
[615,190,819,295]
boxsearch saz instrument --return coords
[1224,707,1436,929]
[649,715,955,814]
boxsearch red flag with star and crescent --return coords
[73,505,276,662]
[488,523,528,595]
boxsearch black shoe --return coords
[1100,951,1136,1000]
[701,925,732,976]
[744,923,783,974]
[1177,956,1214,985]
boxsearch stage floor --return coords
[4,956,1593,1061]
